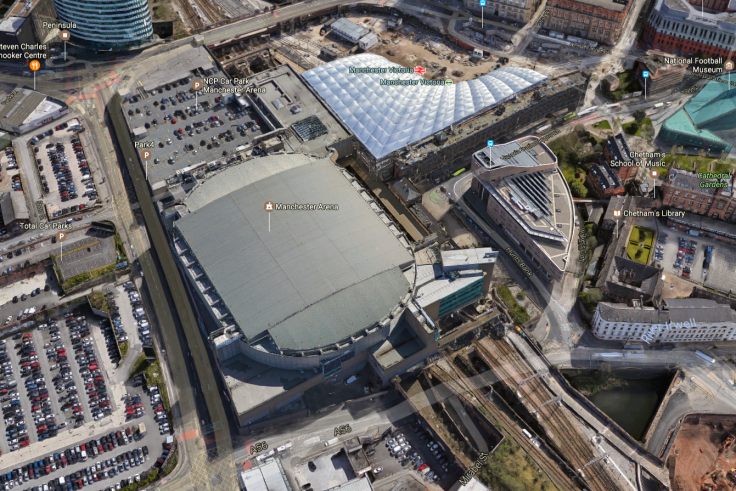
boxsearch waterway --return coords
[564,371,672,440]
[588,379,662,440]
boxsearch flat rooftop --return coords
[219,351,314,418]
[175,155,414,350]
[369,320,425,370]
[249,64,350,155]
[133,46,216,93]
[415,269,484,308]
[441,248,497,269]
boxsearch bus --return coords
[653,102,664,109]
[563,112,576,121]
[695,350,716,366]
[453,168,466,176]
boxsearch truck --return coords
[138,423,146,437]
[653,102,664,109]
[695,350,716,367]
[324,438,339,447]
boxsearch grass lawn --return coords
[622,118,653,138]
[477,438,558,491]
[627,225,654,264]
[662,154,736,174]
[593,120,611,130]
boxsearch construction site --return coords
[668,415,736,491]
[208,10,512,80]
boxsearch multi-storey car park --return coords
[117,46,352,201]
[51,0,153,49]
[301,53,588,183]
[469,136,575,282]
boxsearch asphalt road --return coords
[109,92,238,491]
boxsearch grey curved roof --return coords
[176,156,413,349]
[303,53,549,159]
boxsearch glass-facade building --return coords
[53,0,153,49]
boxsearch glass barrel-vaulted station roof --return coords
[302,53,549,160]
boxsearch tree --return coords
[625,122,639,135]
[632,109,646,122]
[586,236,598,252]
[721,150,728,161]
[598,362,613,381]
[570,180,588,198]
[635,248,643,259]
[638,228,647,242]
[698,148,707,159]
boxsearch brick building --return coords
[635,51,688,95]
[589,163,625,198]
[463,0,543,24]
[601,133,639,184]
[661,167,736,221]
[643,0,736,58]
[542,0,632,45]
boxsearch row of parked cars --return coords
[1,337,26,452]
[62,312,111,423]
[0,431,145,491]
[124,282,150,347]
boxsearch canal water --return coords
[565,372,672,441]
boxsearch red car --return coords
[133,403,142,409]
[20,441,29,447]
[171,118,177,124]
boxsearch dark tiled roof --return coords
[605,134,634,164]
[590,163,623,193]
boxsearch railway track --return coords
[193,0,226,25]
[177,0,204,30]
[432,354,581,491]
[474,338,622,491]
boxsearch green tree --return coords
[625,122,639,135]
[638,228,647,242]
[570,180,588,198]
[586,236,598,251]
[632,109,646,122]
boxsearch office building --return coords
[592,299,736,342]
[601,133,638,184]
[303,53,587,182]
[635,51,688,95]
[469,136,574,281]
[463,0,543,24]
[643,0,736,58]
[542,0,633,45]
[52,0,153,49]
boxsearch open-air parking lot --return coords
[0,300,172,491]
[122,76,266,185]
[653,225,714,282]
[375,423,456,486]
[32,128,97,220]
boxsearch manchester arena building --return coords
[303,53,588,182]
[168,153,503,429]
